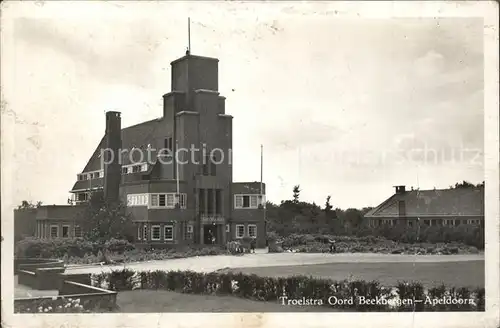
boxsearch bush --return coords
[15,237,102,258]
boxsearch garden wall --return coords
[15,277,117,313]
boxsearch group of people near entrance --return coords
[226,239,257,254]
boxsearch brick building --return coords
[364,185,484,228]
[18,50,267,248]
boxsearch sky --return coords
[1,2,486,210]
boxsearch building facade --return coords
[20,51,267,248]
[364,185,484,228]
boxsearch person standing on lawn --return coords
[250,237,256,253]
[328,239,336,253]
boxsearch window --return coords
[234,195,261,209]
[207,189,214,214]
[184,224,193,240]
[235,195,243,208]
[159,194,166,207]
[210,154,217,176]
[166,194,175,207]
[143,225,148,241]
[149,193,187,209]
[243,196,250,208]
[62,225,70,238]
[164,225,174,241]
[423,220,430,226]
[127,194,149,207]
[164,137,173,152]
[133,165,141,173]
[407,221,413,227]
[248,224,257,238]
[226,224,230,232]
[179,194,187,208]
[455,220,460,226]
[151,225,161,241]
[122,167,128,174]
[137,224,142,240]
[236,225,245,238]
[140,163,148,172]
[215,189,222,214]
[151,194,159,207]
[250,196,258,208]
[74,225,82,238]
[50,225,59,238]
[202,155,210,176]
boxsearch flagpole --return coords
[260,144,263,198]
[188,17,191,53]
[176,139,180,207]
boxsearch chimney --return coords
[394,185,406,194]
[103,111,122,203]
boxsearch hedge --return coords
[91,269,485,312]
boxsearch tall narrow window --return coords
[184,224,193,240]
[179,194,187,209]
[159,194,166,207]
[74,225,82,238]
[164,225,174,241]
[143,224,148,241]
[215,189,222,215]
[62,225,70,238]
[234,195,243,209]
[250,195,258,208]
[207,189,214,215]
[166,194,175,207]
[202,154,210,176]
[243,195,250,208]
[50,225,59,238]
[199,189,205,214]
[235,225,245,239]
[151,194,159,207]
[248,224,257,238]
[210,154,217,176]
[151,225,161,241]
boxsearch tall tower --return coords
[103,111,122,203]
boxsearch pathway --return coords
[64,252,484,275]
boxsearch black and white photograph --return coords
[1,1,498,328]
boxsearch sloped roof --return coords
[71,118,166,192]
[364,186,484,218]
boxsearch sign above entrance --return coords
[201,215,225,224]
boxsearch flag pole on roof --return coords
[187,17,191,54]
[176,139,180,207]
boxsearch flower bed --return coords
[15,238,227,265]
[90,269,485,312]
[274,234,480,255]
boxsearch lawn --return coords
[116,290,334,312]
[218,260,484,288]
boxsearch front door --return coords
[203,224,218,245]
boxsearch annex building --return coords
[364,185,484,228]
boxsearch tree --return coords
[324,196,333,214]
[17,200,42,210]
[292,185,301,203]
[454,181,475,189]
[79,191,134,242]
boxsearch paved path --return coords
[64,252,484,275]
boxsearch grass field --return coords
[219,260,484,288]
[116,290,334,312]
